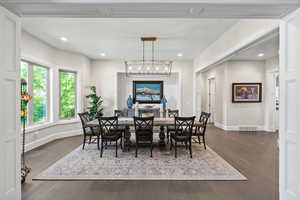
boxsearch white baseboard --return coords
[213,122,268,132]
[214,121,225,129]
[25,129,82,152]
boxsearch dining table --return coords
[87,117,204,150]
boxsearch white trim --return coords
[214,122,271,132]
[25,129,82,152]
[214,121,225,129]
[24,120,80,133]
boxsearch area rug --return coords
[34,137,247,181]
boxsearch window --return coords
[21,60,49,125]
[59,70,77,119]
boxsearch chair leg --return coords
[82,135,86,150]
[203,135,206,150]
[198,136,201,144]
[170,138,173,150]
[97,136,100,150]
[115,140,118,157]
[166,131,169,144]
[150,141,153,158]
[100,140,104,158]
[89,136,92,144]
[175,141,177,158]
[135,142,138,158]
[121,136,123,152]
[189,139,193,158]
[185,141,188,150]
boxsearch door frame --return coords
[279,8,300,200]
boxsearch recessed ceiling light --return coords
[155,67,159,71]
[60,37,68,42]
[128,66,132,70]
[177,53,183,57]
[100,53,106,57]
[138,66,142,70]
[164,67,168,71]
[258,53,264,57]
[146,67,150,71]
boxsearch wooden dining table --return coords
[87,117,204,150]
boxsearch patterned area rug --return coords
[34,138,247,181]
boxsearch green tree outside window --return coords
[60,71,77,119]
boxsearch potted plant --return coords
[86,86,103,119]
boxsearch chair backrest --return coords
[199,112,211,125]
[98,116,118,134]
[174,116,195,135]
[197,112,211,135]
[114,110,122,117]
[78,112,91,127]
[133,116,154,131]
[168,109,179,117]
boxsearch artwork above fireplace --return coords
[133,81,163,104]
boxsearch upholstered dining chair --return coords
[98,116,124,157]
[166,109,179,144]
[170,116,195,158]
[133,116,154,158]
[114,109,123,117]
[78,112,100,150]
[193,112,211,149]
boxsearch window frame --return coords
[21,60,50,126]
[58,69,78,120]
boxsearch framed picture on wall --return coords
[133,81,163,104]
[232,83,262,103]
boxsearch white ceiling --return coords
[1,0,300,18]
[230,36,279,61]
[21,18,239,60]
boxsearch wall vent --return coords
[239,126,257,132]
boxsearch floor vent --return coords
[239,126,257,132]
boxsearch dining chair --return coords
[193,112,211,149]
[170,116,195,158]
[133,116,154,158]
[78,112,100,150]
[166,109,179,144]
[114,109,123,117]
[98,116,124,157]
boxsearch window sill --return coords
[57,119,80,125]
[23,119,80,134]
[24,122,54,133]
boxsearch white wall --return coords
[90,60,194,116]
[201,62,227,125]
[21,31,92,151]
[264,56,279,131]
[200,58,279,132]
[226,61,265,129]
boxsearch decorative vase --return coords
[161,96,167,117]
[127,95,133,109]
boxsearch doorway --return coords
[208,77,216,123]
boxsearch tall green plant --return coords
[86,86,103,118]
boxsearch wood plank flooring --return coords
[22,126,278,200]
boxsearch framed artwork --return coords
[232,83,262,103]
[133,81,163,104]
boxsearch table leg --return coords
[124,125,131,151]
[159,126,166,147]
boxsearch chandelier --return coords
[125,37,172,76]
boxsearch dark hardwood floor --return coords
[22,126,278,200]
